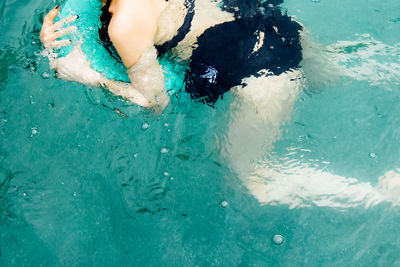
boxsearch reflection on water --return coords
[328,34,400,88]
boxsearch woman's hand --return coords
[40,6,103,87]
[40,6,78,49]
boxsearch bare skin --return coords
[40,2,400,209]
[40,0,169,110]
[107,0,167,68]
[40,6,77,49]
[106,0,169,109]
[40,0,233,111]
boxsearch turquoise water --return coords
[1,0,400,265]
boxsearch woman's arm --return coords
[99,77,151,108]
[39,6,161,110]
[125,45,169,111]
[107,0,169,110]
[50,45,150,108]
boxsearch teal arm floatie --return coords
[57,0,187,94]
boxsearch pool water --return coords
[1,0,400,265]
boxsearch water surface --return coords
[1,0,400,265]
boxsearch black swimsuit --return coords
[101,0,303,105]
[185,2,303,104]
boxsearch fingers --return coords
[49,15,79,32]
[40,32,56,47]
[43,6,60,28]
[40,6,79,49]
[42,25,76,45]
[49,39,72,50]
[53,26,77,39]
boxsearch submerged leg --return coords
[222,71,400,209]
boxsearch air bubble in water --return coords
[30,127,38,137]
[160,148,169,154]
[170,177,174,181]
[41,72,50,79]
[272,234,284,245]
[369,152,377,158]
[141,123,149,130]
[220,200,228,208]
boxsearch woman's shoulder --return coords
[109,0,162,38]
[111,0,165,21]
[108,0,162,67]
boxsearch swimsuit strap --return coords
[156,0,195,55]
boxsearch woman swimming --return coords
[39,0,400,209]
[40,0,303,108]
